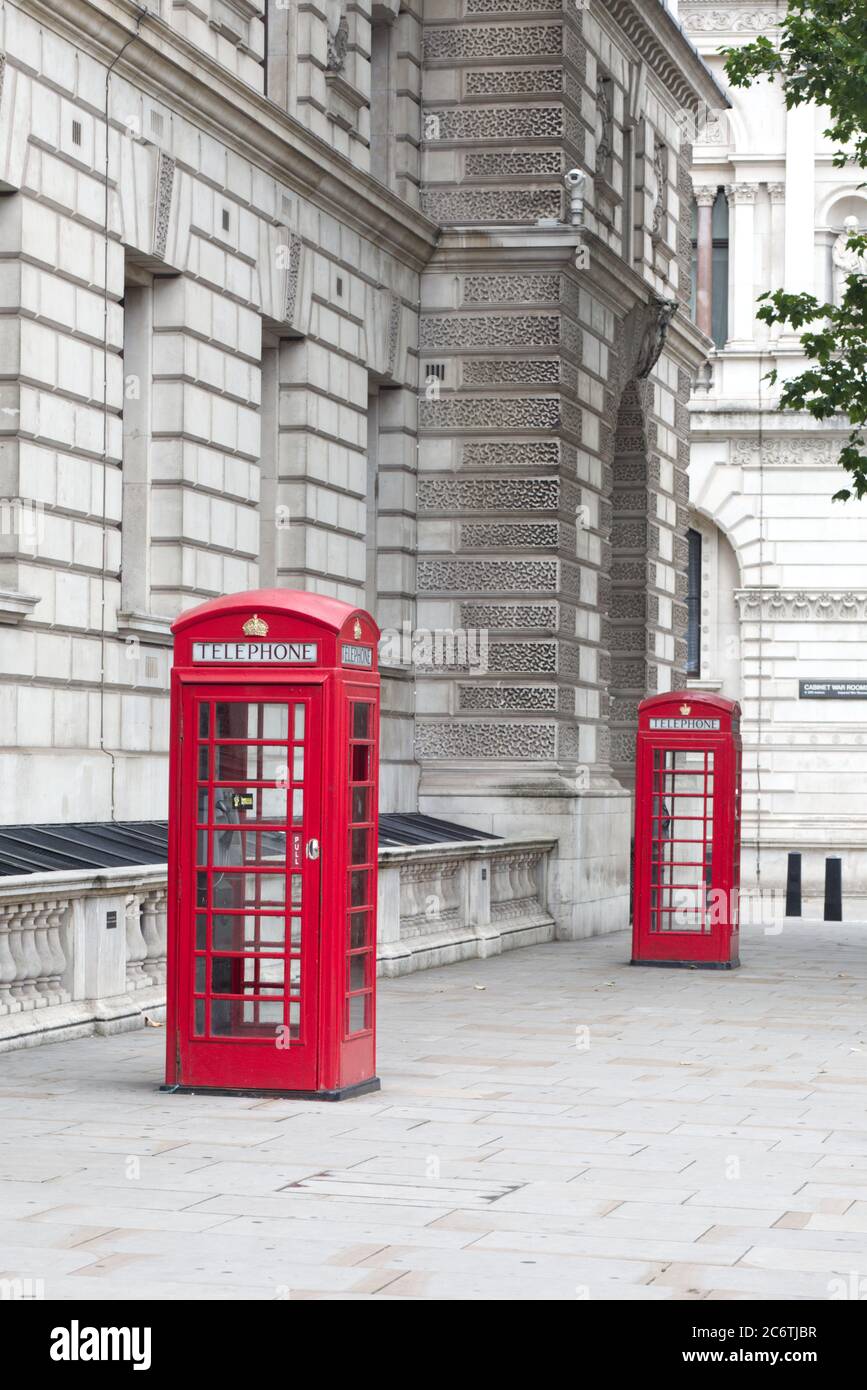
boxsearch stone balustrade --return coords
[0,836,555,1051]
[0,866,168,1052]
[378,837,557,976]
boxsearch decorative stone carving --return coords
[635,296,678,379]
[151,151,175,260]
[462,273,560,305]
[462,522,559,548]
[461,440,560,468]
[421,186,562,224]
[415,721,556,759]
[465,67,563,96]
[419,396,560,431]
[326,14,349,72]
[681,8,783,34]
[732,438,840,467]
[387,292,402,377]
[430,104,566,141]
[466,149,563,178]
[460,602,558,628]
[283,231,302,323]
[595,73,613,179]
[735,590,867,621]
[611,519,649,549]
[466,0,562,9]
[726,182,758,204]
[424,23,562,60]
[417,558,558,592]
[832,216,867,305]
[459,685,558,711]
[651,142,668,242]
[487,641,558,673]
[417,477,560,511]
[462,357,561,386]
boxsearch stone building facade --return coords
[684,1,867,913]
[0,0,722,938]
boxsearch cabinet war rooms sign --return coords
[799,680,867,699]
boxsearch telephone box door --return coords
[175,684,322,1091]
[632,691,741,968]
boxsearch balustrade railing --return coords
[0,837,555,1047]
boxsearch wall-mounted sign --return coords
[648,717,721,730]
[799,679,867,699]
[192,641,318,663]
[231,793,255,810]
[341,642,373,668]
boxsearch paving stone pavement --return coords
[1,919,867,1301]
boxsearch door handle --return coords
[305,839,320,861]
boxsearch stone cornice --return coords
[601,0,730,114]
[736,590,867,621]
[15,0,438,271]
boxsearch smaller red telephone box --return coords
[164,589,380,1099]
[631,691,741,969]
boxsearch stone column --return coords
[726,183,758,347]
[768,183,786,341]
[693,186,716,338]
[784,105,814,297]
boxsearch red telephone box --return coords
[631,691,742,969]
[164,589,380,1099]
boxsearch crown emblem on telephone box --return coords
[680,703,691,716]
[242,614,269,637]
[353,619,362,639]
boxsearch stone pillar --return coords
[784,105,814,297]
[694,185,716,338]
[768,183,786,340]
[726,183,758,347]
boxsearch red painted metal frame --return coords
[165,590,380,1098]
[631,690,742,969]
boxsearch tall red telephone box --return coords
[164,589,380,1099]
[631,691,741,969]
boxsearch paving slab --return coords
[0,920,866,1300]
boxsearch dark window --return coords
[711,188,729,349]
[686,528,702,676]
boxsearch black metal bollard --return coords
[785,852,802,917]
[824,858,843,922]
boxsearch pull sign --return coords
[291,833,302,869]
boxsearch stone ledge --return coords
[0,988,166,1053]
[0,589,40,624]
